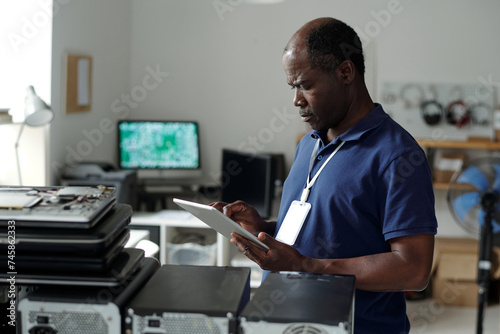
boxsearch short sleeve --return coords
[377,147,438,240]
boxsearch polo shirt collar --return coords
[310,103,388,144]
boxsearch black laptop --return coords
[0,186,116,229]
[0,203,132,254]
[0,248,145,287]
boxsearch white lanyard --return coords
[300,139,345,203]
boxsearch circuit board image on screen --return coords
[118,121,200,170]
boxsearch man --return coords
[212,17,437,333]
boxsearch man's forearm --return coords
[295,234,434,292]
[303,252,429,292]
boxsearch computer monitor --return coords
[117,120,201,181]
[220,149,276,219]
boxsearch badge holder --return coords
[275,140,345,246]
[275,192,312,245]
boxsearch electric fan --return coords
[447,156,500,334]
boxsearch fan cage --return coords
[447,156,500,237]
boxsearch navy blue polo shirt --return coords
[275,104,437,334]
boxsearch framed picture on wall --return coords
[65,54,92,114]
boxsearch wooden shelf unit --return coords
[417,139,500,189]
[417,139,500,151]
[433,182,451,190]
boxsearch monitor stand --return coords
[137,169,202,183]
[135,171,204,212]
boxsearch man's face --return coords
[282,47,348,132]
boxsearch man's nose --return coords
[293,89,306,107]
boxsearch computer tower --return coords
[124,264,251,334]
[239,272,356,334]
[220,150,280,219]
[17,257,159,334]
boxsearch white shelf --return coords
[131,210,232,266]
[126,229,150,248]
[132,210,207,227]
[131,209,265,287]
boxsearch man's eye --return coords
[289,84,309,91]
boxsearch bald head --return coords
[284,17,365,76]
[285,17,337,51]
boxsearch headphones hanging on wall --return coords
[470,102,492,126]
[445,86,472,128]
[445,100,472,128]
[421,100,443,126]
[420,85,443,126]
[400,83,424,109]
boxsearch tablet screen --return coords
[173,198,269,252]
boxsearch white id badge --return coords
[275,200,311,245]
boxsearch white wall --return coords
[0,1,52,186]
[127,0,500,237]
[50,0,132,184]
[47,0,500,237]
[128,0,308,186]
[128,0,500,180]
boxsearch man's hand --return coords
[210,200,271,236]
[230,231,310,272]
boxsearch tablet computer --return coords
[173,198,269,252]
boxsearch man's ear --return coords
[337,60,355,84]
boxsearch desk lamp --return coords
[14,86,54,185]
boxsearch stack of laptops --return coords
[0,186,145,287]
